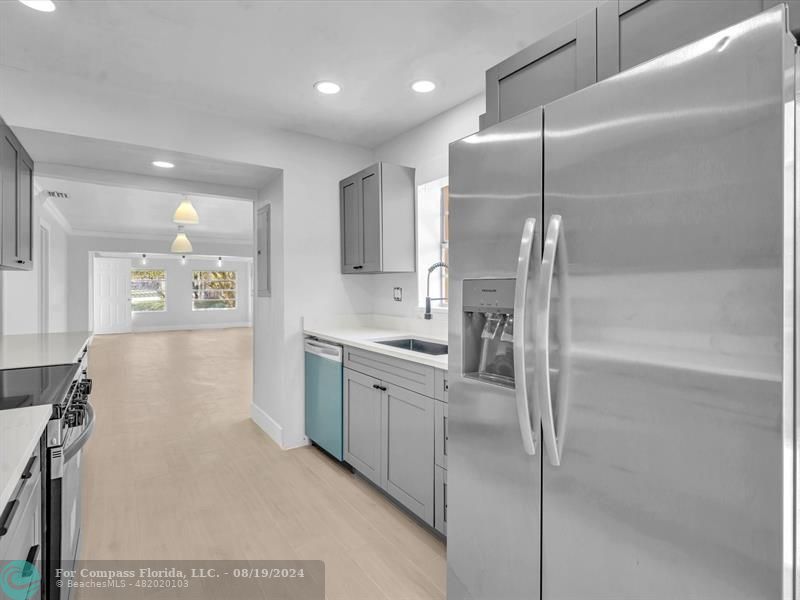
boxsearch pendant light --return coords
[171,226,193,253]
[173,196,199,225]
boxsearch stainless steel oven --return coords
[43,346,95,600]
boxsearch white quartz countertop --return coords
[0,331,93,370]
[304,325,448,370]
[0,405,50,508]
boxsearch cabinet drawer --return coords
[434,369,449,402]
[434,400,448,469]
[435,465,447,536]
[344,346,435,397]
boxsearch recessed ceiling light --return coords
[314,81,341,95]
[411,80,436,93]
[152,161,175,169]
[18,0,56,12]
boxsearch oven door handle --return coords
[64,402,96,463]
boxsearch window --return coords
[192,270,237,310]
[417,177,449,309]
[130,270,166,312]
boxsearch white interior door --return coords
[93,257,132,334]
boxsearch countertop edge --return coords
[0,406,50,509]
[304,328,448,370]
[0,331,94,371]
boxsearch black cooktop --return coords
[0,363,79,412]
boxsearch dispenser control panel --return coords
[462,278,515,313]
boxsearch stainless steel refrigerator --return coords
[448,6,796,599]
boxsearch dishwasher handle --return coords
[304,339,343,362]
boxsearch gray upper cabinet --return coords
[483,9,597,128]
[343,368,383,486]
[597,0,793,81]
[383,384,434,525]
[0,119,33,271]
[339,162,415,274]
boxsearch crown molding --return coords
[41,198,74,234]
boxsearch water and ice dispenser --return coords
[462,278,517,388]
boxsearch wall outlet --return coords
[393,287,403,301]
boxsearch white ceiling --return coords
[38,177,253,242]
[0,0,598,148]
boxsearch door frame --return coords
[38,222,50,334]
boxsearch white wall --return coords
[71,235,253,332]
[370,94,483,320]
[123,256,251,332]
[1,191,70,335]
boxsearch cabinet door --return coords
[484,9,596,127]
[340,176,363,272]
[434,465,447,536]
[256,205,270,296]
[383,384,434,525]
[434,400,448,469]
[343,368,382,485]
[1,128,19,269]
[359,165,381,273]
[597,0,767,81]
[16,154,33,268]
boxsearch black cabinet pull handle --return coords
[0,499,19,536]
[16,260,24,264]
[23,545,39,576]
[21,455,37,479]
[379,386,387,392]
[372,384,381,390]
[353,265,363,270]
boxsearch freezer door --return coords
[539,7,794,600]
[448,107,543,600]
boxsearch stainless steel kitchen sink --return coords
[375,338,448,355]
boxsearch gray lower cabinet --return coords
[434,400,448,470]
[343,368,383,487]
[483,9,597,128]
[340,162,416,274]
[383,384,434,525]
[0,118,34,271]
[434,465,447,536]
[0,449,42,599]
[343,355,442,529]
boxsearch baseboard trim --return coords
[132,322,252,333]
[249,404,310,451]
[250,402,283,447]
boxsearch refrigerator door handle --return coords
[513,217,538,456]
[537,214,571,467]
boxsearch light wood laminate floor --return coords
[80,328,446,599]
